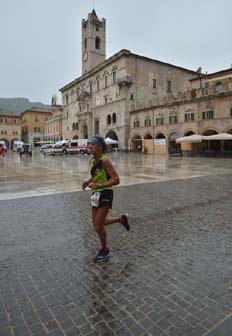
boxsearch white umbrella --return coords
[176,134,203,143]
[105,137,118,145]
[203,133,232,140]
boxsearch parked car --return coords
[50,143,67,155]
[20,144,32,157]
[40,144,53,154]
[63,139,90,155]
[13,140,24,152]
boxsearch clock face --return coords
[83,51,88,62]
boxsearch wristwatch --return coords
[98,183,104,189]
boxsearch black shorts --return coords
[95,189,114,209]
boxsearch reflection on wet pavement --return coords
[0,150,232,200]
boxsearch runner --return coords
[82,136,130,263]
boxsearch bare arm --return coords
[102,158,120,187]
[82,177,93,190]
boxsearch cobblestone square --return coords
[0,154,232,335]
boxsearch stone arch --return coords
[168,131,180,152]
[73,135,78,140]
[106,130,118,141]
[223,127,232,134]
[0,138,9,149]
[183,130,196,137]
[131,134,142,152]
[201,129,219,152]
[155,133,166,139]
[144,133,153,139]
[201,128,218,136]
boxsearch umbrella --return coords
[176,134,203,143]
[105,137,118,145]
[203,133,232,140]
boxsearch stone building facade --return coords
[0,113,22,149]
[21,109,52,146]
[44,106,63,142]
[60,10,198,150]
[130,68,232,153]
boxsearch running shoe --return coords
[93,248,110,263]
[120,213,130,231]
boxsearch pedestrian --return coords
[0,144,4,159]
[82,136,130,263]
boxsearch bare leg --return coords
[92,206,110,250]
[104,217,121,226]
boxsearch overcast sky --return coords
[0,0,231,104]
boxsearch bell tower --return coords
[82,10,106,75]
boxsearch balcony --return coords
[117,76,133,87]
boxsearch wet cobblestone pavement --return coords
[0,173,232,336]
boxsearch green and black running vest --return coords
[90,154,113,192]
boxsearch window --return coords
[105,76,108,88]
[107,115,111,125]
[144,118,151,127]
[87,103,89,110]
[112,113,116,124]
[96,26,99,32]
[14,119,16,124]
[202,110,214,120]
[35,116,39,122]
[113,71,117,84]
[76,122,78,130]
[84,38,87,49]
[215,82,222,94]
[133,120,140,128]
[72,123,75,131]
[97,80,100,91]
[230,107,232,117]
[45,117,48,121]
[104,96,108,104]
[34,127,40,133]
[153,79,156,89]
[167,80,172,93]
[185,113,195,122]
[156,117,164,125]
[65,95,69,105]
[130,94,134,100]
[89,84,92,94]
[95,119,100,134]
[67,126,69,131]
[169,115,178,124]
[95,37,100,49]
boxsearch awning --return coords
[105,137,118,144]
[203,133,232,140]
[176,134,203,143]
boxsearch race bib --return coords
[91,192,100,207]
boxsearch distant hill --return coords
[0,98,53,115]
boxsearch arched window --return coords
[112,113,116,124]
[107,115,111,125]
[76,122,79,130]
[95,37,100,49]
